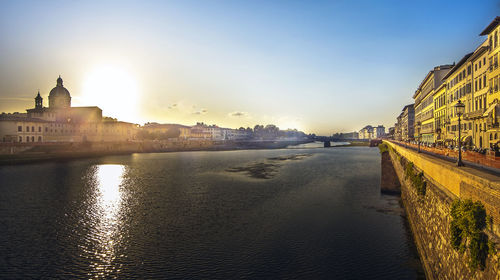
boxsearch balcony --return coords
[464,108,486,120]
[420,113,433,122]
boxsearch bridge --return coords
[380,140,500,279]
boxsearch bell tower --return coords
[35,91,43,109]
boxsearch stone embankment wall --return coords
[383,141,500,280]
[0,140,312,165]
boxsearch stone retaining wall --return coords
[383,141,500,279]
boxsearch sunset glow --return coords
[80,65,140,122]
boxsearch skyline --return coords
[1,0,499,134]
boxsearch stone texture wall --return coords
[380,151,400,194]
[386,146,500,280]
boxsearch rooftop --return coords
[441,52,474,81]
[480,16,500,36]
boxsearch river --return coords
[0,142,423,279]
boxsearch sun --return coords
[80,65,140,123]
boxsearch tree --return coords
[165,128,181,139]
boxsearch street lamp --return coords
[455,100,466,166]
[416,121,421,153]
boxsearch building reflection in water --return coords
[87,164,126,278]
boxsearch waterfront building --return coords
[401,104,415,141]
[221,128,252,140]
[480,16,500,148]
[374,125,386,138]
[358,125,384,139]
[358,125,374,139]
[433,83,447,144]
[142,123,192,139]
[388,127,395,139]
[394,112,403,141]
[190,122,251,140]
[332,131,359,140]
[465,40,490,149]
[0,76,138,143]
[442,54,474,147]
[413,65,453,144]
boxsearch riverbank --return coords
[329,141,370,147]
[0,140,313,165]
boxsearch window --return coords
[484,76,487,87]
[31,126,34,132]
[26,126,29,132]
[475,64,478,71]
[38,136,42,142]
[467,65,471,75]
[38,126,41,132]
[31,136,34,142]
[45,127,48,132]
[18,126,22,132]
[26,136,29,142]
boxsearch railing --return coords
[464,108,486,120]
[391,140,500,171]
[421,127,434,134]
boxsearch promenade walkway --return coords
[391,140,500,176]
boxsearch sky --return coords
[0,0,499,135]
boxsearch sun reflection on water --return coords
[87,164,126,278]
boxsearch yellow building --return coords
[433,83,447,144]
[480,16,500,148]
[465,40,490,149]
[413,65,452,144]
[442,53,474,147]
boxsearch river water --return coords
[0,142,423,279]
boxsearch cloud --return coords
[229,111,248,117]
[192,108,208,115]
[168,103,178,109]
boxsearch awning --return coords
[483,104,497,117]
[461,135,472,143]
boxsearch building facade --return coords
[465,40,490,149]
[481,17,500,149]
[413,65,453,144]
[401,104,415,141]
[0,77,138,143]
[433,83,448,144]
[442,53,474,147]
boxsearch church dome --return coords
[48,76,71,108]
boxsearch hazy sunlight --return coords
[81,65,139,122]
